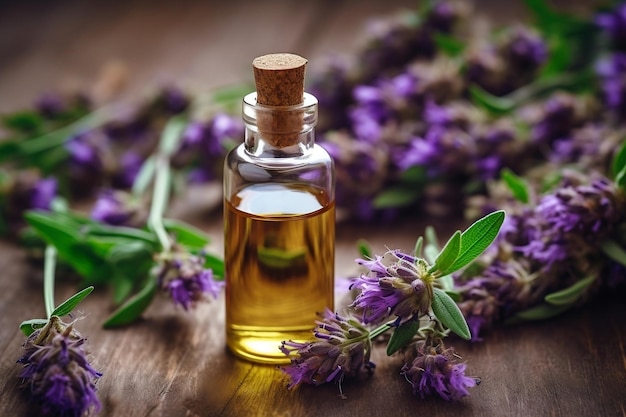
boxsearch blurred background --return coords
[0,0,601,113]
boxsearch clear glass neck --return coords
[242,92,318,157]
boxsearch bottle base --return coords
[226,326,313,365]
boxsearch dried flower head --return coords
[280,309,375,397]
[154,246,223,310]
[90,189,146,227]
[401,339,478,400]
[350,250,433,325]
[17,316,102,417]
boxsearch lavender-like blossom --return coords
[30,177,58,211]
[158,85,190,114]
[154,247,223,310]
[513,177,623,271]
[90,189,144,227]
[394,125,473,178]
[113,151,144,189]
[466,25,547,95]
[176,114,243,181]
[595,2,626,50]
[531,93,578,145]
[35,92,65,118]
[595,53,626,116]
[320,132,389,221]
[65,131,104,169]
[350,250,432,325]
[280,309,375,395]
[401,340,478,400]
[17,317,101,417]
[503,26,548,70]
[456,174,625,339]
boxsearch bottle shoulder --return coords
[226,143,333,168]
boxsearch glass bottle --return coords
[223,54,335,364]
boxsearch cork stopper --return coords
[252,53,308,147]
[253,53,307,106]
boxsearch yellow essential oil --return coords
[224,183,334,363]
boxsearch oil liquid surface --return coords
[224,183,335,364]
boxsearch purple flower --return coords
[155,247,223,310]
[401,341,478,400]
[425,1,458,33]
[91,189,144,226]
[35,92,65,118]
[66,133,100,167]
[30,177,57,210]
[350,250,432,325]
[115,151,144,189]
[595,53,626,115]
[595,3,626,50]
[531,93,577,145]
[17,317,102,417]
[159,85,190,114]
[504,26,548,70]
[537,178,621,241]
[280,309,374,396]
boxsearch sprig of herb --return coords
[280,210,505,400]
[16,241,101,416]
[24,117,225,327]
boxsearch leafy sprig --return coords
[23,117,224,327]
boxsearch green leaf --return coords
[112,273,135,305]
[386,320,419,356]
[19,319,49,336]
[424,226,439,264]
[131,155,156,196]
[501,168,530,204]
[413,236,423,258]
[372,186,419,209]
[25,211,81,252]
[434,33,466,57]
[446,210,505,274]
[399,165,427,184]
[508,302,570,323]
[444,290,461,302]
[469,85,513,114]
[51,286,94,317]
[0,140,22,163]
[616,165,626,190]
[430,230,461,276]
[203,252,224,279]
[83,223,158,246]
[545,276,595,306]
[357,239,372,259]
[103,278,157,328]
[106,241,154,291]
[612,140,626,179]
[2,111,44,133]
[159,116,187,156]
[211,83,255,113]
[601,239,626,267]
[431,288,471,340]
[163,218,211,250]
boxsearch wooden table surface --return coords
[1,1,624,416]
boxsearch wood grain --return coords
[0,1,624,416]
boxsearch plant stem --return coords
[20,107,111,155]
[368,321,394,340]
[148,157,172,252]
[44,245,57,319]
[147,117,187,252]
